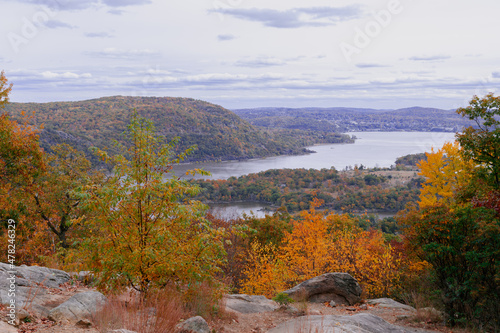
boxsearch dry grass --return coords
[92,288,187,333]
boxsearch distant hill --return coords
[233,106,474,132]
[4,96,354,167]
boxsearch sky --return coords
[1,0,499,110]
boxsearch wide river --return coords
[173,131,456,180]
[173,131,457,218]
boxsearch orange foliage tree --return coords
[241,200,426,298]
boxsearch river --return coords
[173,131,456,180]
[173,131,456,218]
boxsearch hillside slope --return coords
[233,106,474,132]
[5,96,322,165]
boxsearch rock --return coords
[282,273,362,305]
[366,298,415,312]
[0,321,18,333]
[329,300,337,307]
[359,303,368,310]
[267,313,434,333]
[48,291,107,324]
[225,294,279,314]
[309,310,321,315]
[0,262,72,318]
[0,262,70,289]
[176,316,210,333]
[110,330,138,333]
[16,308,31,323]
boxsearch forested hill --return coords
[233,106,475,132]
[5,96,352,165]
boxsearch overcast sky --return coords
[1,0,499,109]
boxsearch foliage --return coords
[272,292,295,307]
[0,70,13,108]
[456,93,500,188]
[402,204,500,329]
[25,144,100,254]
[240,241,290,297]
[80,114,226,294]
[0,75,49,264]
[399,107,500,330]
[195,167,420,217]
[417,141,474,208]
[395,153,427,168]
[241,202,427,298]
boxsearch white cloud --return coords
[40,71,92,79]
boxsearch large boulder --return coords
[267,313,433,333]
[0,263,72,318]
[0,262,70,289]
[48,291,107,324]
[282,273,362,305]
[367,298,416,312]
[176,316,210,333]
[225,294,279,314]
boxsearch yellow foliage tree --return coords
[240,242,290,298]
[417,141,474,208]
[241,202,426,298]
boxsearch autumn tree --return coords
[417,141,474,208]
[0,70,13,108]
[25,144,101,252]
[0,73,47,263]
[457,93,500,188]
[399,102,500,330]
[81,114,226,294]
[241,201,423,298]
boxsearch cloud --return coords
[9,0,151,11]
[42,20,76,29]
[40,71,92,79]
[217,34,236,41]
[102,0,151,7]
[235,57,285,68]
[408,55,451,62]
[210,6,361,28]
[108,8,125,15]
[493,71,500,79]
[85,48,160,59]
[85,32,113,38]
[355,63,390,68]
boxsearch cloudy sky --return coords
[1,0,499,109]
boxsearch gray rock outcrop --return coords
[283,272,362,304]
[225,294,279,314]
[0,263,72,318]
[176,316,210,333]
[367,298,416,312]
[48,291,107,324]
[267,313,433,333]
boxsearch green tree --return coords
[81,114,226,294]
[402,204,500,329]
[457,93,500,188]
